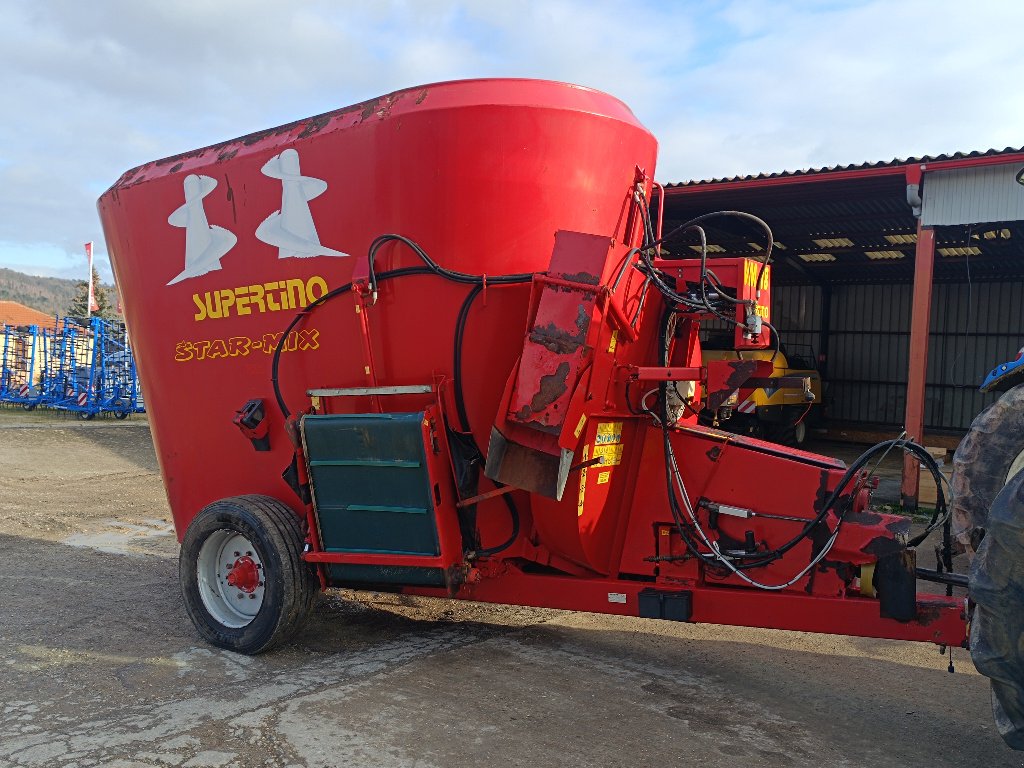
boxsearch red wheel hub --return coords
[226,555,260,593]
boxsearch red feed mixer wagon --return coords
[97,79,1024,747]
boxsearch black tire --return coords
[179,495,317,654]
[951,384,1024,553]
[114,411,129,420]
[968,472,1024,749]
[22,403,36,412]
[79,411,95,421]
[765,418,806,447]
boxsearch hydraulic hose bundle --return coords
[270,235,531,557]
[636,196,954,589]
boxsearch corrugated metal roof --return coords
[659,166,1024,285]
[666,147,1024,188]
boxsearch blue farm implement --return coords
[0,323,46,410]
[0,316,144,419]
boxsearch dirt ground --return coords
[0,408,1019,768]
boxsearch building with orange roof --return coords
[1,302,62,393]
[0,301,58,330]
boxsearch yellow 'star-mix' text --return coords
[175,329,320,362]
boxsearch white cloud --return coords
[1,0,1023,277]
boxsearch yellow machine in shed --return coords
[701,334,821,446]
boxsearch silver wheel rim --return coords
[1006,448,1024,487]
[794,420,807,445]
[196,529,265,628]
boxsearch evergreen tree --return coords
[68,267,116,319]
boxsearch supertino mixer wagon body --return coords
[97,79,1024,748]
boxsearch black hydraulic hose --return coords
[475,492,521,557]
[270,266,432,420]
[451,283,521,557]
[452,283,483,433]
[271,235,531,559]
[656,303,949,573]
[367,233,532,294]
[648,210,773,274]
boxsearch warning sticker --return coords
[577,445,590,517]
[597,470,611,485]
[607,330,619,354]
[574,414,587,439]
[595,421,623,445]
[594,443,624,466]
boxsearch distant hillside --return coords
[0,268,115,316]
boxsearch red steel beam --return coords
[405,569,966,646]
[901,224,936,510]
[304,551,445,568]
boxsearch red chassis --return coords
[299,243,966,650]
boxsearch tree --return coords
[68,267,116,320]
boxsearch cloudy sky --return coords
[3,0,1023,283]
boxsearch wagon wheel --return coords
[766,408,808,447]
[179,495,317,654]
[768,421,806,447]
[950,384,1024,553]
[78,412,95,421]
[968,473,1024,749]
[950,384,1024,748]
[114,411,129,420]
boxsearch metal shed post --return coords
[901,224,936,511]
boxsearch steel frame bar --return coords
[901,224,936,510]
[405,567,966,646]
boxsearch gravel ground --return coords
[0,408,1019,767]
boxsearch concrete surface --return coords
[0,409,1019,767]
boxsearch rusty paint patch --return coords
[415,89,429,104]
[378,93,403,119]
[528,362,570,414]
[574,304,590,333]
[724,360,758,389]
[241,124,295,146]
[844,510,883,526]
[861,535,904,558]
[109,85,429,191]
[812,470,832,519]
[529,320,587,355]
[217,148,238,163]
[168,162,184,173]
[706,446,722,462]
[560,271,601,286]
[886,517,912,535]
[360,98,382,121]
[225,174,237,224]
[817,558,855,584]
[298,115,331,139]
[915,602,943,626]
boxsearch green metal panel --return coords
[326,564,445,587]
[302,413,440,558]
